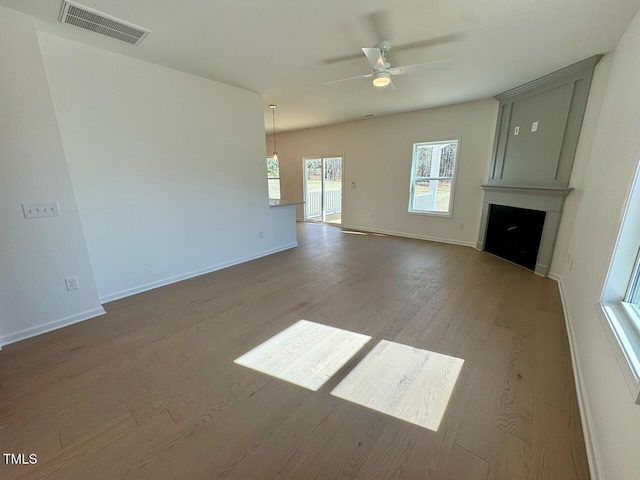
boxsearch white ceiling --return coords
[3,0,639,133]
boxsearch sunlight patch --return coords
[234,320,371,391]
[331,340,463,431]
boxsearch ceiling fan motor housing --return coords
[374,40,391,52]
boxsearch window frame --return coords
[597,158,640,405]
[266,156,281,200]
[407,138,461,218]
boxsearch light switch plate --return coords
[22,202,60,218]
[531,121,539,132]
[514,126,520,135]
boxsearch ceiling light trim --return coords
[372,71,391,87]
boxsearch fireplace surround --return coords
[477,185,572,275]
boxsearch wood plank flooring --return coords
[0,223,590,479]
[330,340,464,431]
[235,319,371,391]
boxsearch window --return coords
[624,251,640,316]
[600,159,640,404]
[408,139,459,215]
[267,156,280,199]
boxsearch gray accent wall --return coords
[488,56,602,188]
[478,56,602,276]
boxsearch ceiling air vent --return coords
[58,1,150,46]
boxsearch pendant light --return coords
[270,104,278,160]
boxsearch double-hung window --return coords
[408,139,459,216]
[600,159,640,404]
[267,156,281,199]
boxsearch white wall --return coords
[0,7,103,346]
[559,8,640,479]
[271,99,498,246]
[38,33,296,302]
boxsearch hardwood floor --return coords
[0,223,590,479]
[235,319,371,391]
[330,340,464,432]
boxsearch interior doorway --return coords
[303,156,343,224]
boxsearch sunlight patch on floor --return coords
[331,340,464,431]
[234,320,371,391]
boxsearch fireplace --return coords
[484,204,546,270]
[476,185,572,276]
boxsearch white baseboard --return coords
[0,307,106,348]
[99,242,298,304]
[340,224,476,248]
[552,274,604,480]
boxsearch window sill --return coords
[597,301,640,404]
[407,210,452,218]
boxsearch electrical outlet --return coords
[22,202,60,219]
[258,231,264,239]
[64,276,79,291]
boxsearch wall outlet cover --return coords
[22,202,61,218]
[64,276,79,291]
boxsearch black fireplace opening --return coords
[484,204,546,271]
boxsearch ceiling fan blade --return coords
[362,47,385,70]
[390,60,452,76]
[392,33,464,52]
[324,73,373,85]
[382,80,395,93]
[323,52,367,65]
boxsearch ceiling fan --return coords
[324,41,451,91]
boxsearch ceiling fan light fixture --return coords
[372,71,391,87]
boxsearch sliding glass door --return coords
[304,156,342,224]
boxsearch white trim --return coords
[548,269,562,280]
[594,155,640,403]
[596,303,640,403]
[0,307,106,348]
[341,224,476,248]
[408,138,461,217]
[99,242,298,303]
[552,274,604,480]
[302,154,345,224]
[406,211,453,218]
[548,272,562,282]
